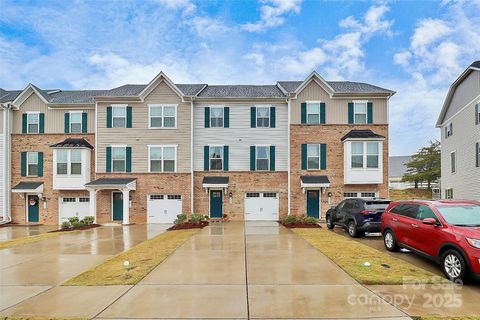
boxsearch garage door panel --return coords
[59,197,90,224]
[245,192,279,221]
[147,194,182,224]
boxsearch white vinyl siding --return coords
[194,103,288,171]
[0,133,3,214]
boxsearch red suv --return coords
[381,200,480,282]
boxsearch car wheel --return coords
[326,215,334,230]
[383,229,399,252]
[442,250,468,282]
[347,221,358,238]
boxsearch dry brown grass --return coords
[64,229,197,286]
[389,188,433,201]
[292,228,446,285]
[413,317,480,320]
[0,232,69,250]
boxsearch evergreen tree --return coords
[402,140,441,189]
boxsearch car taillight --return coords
[360,210,376,215]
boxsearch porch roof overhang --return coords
[12,181,44,194]
[300,175,331,188]
[202,176,229,189]
[85,177,136,190]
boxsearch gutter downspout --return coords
[287,96,291,215]
[1,103,12,224]
[190,99,194,215]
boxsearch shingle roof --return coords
[0,90,22,103]
[197,85,285,98]
[48,90,107,103]
[300,175,330,184]
[102,84,146,97]
[12,181,43,190]
[176,84,207,96]
[202,176,229,185]
[341,129,385,141]
[389,156,412,177]
[85,178,136,187]
[50,138,94,149]
[277,80,393,94]
[471,61,480,68]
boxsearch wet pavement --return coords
[0,225,58,241]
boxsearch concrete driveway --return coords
[0,224,171,313]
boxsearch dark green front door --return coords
[112,192,123,221]
[210,190,223,218]
[27,195,39,222]
[306,190,320,218]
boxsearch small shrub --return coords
[174,213,187,225]
[81,216,95,225]
[68,216,80,224]
[204,215,209,220]
[61,221,72,229]
[297,215,307,223]
[71,221,85,229]
[283,215,297,225]
[190,213,204,225]
[304,216,319,225]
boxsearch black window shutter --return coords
[270,107,276,128]
[250,146,256,171]
[106,107,112,128]
[301,144,307,170]
[21,152,27,176]
[348,102,354,124]
[224,107,229,128]
[320,103,326,124]
[204,146,209,171]
[82,112,88,133]
[204,107,210,128]
[301,103,307,124]
[22,114,27,133]
[223,146,229,171]
[64,113,70,133]
[270,146,275,171]
[476,103,479,125]
[251,107,256,128]
[126,106,132,128]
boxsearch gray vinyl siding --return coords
[440,100,480,201]
[291,79,388,124]
[96,81,191,173]
[193,102,288,171]
[11,93,95,133]
[443,71,480,122]
[0,109,3,132]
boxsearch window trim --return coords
[56,149,68,175]
[255,144,271,171]
[445,122,453,138]
[111,145,127,173]
[445,188,454,199]
[147,145,178,173]
[350,141,380,170]
[450,150,456,174]
[255,105,271,128]
[208,144,224,171]
[148,104,178,129]
[343,191,378,198]
[306,143,321,170]
[26,151,39,177]
[306,101,321,125]
[26,111,40,134]
[55,149,83,176]
[353,100,368,124]
[476,101,480,125]
[210,106,225,128]
[111,105,127,128]
[69,111,83,133]
[476,140,480,168]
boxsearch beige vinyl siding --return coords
[11,92,95,134]
[291,79,388,124]
[96,81,191,173]
[443,70,480,122]
[0,109,3,132]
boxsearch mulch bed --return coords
[279,221,322,228]
[0,222,20,228]
[168,221,209,231]
[49,224,102,233]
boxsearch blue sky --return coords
[1,0,479,155]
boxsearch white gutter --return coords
[287,97,291,215]
[1,103,12,224]
[190,99,194,214]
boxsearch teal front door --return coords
[27,195,39,222]
[306,190,320,218]
[112,192,124,221]
[210,190,223,218]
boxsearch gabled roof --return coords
[436,61,480,127]
[50,138,94,149]
[277,80,394,94]
[341,129,385,141]
[0,89,22,103]
[138,71,185,100]
[197,85,285,98]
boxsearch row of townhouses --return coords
[0,72,394,225]
[437,61,480,201]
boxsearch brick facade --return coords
[10,134,94,224]
[290,124,389,218]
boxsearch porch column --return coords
[122,189,130,225]
[88,189,97,223]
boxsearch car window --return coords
[344,200,354,210]
[390,203,419,218]
[336,201,346,210]
[416,205,439,222]
[389,204,404,214]
[352,200,362,209]
[365,201,391,211]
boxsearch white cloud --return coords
[340,4,393,36]
[156,0,196,15]
[242,0,303,32]
[187,16,232,38]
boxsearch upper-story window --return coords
[112,106,127,128]
[445,122,453,138]
[69,112,83,133]
[57,150,68,175]
[149,146,176,172]
[354,102,368,124]
[307,102,321,124]
[149,105,176,129]
[256,107,270,127]
[27,113,40,133]
[209,146,223,170]
[476,142,480,168]
[351,141,379,169]
[307,144,321,170]
[451,151,456,173]
[27,152,39,176]
[476,102,480,125]
[71,150,82,174]
[56,149,82,175]
[112,147,126,172]
[210,107,224,128]
[256,146,270,171]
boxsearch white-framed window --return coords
[256,146,270,171]
[476,142,480,168]
[149,145,177,172]
[112,106,127,128]
[353,101,368,124]
[69,112,82,133]
[56,150,68,175]
[445,188,454,199]
[450,151,456,174]
[307,102,321,124]
[209,145,223,170]
[79,197,89,202]
[256,107,270,127]
[71,150,82,175]
[112,146,126,172]
[307,144,321,170]
[343,192,358,198]
[445,122,453,138]
[149,105,177,129]
[210,107,224,128]
[27,112,40,133]
[476,102,480,125]
[343,192,378,198]
[27,152,39,176]
[62,197,76,203]
[56,149,82,175]
[351,141,380,169]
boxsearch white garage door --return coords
[58,197,90,224]
[244,192,279,221]
[147,194,182,223]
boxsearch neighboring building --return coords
[389,155,412,189]
[0,71,394,225]
[436,61,480,201]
